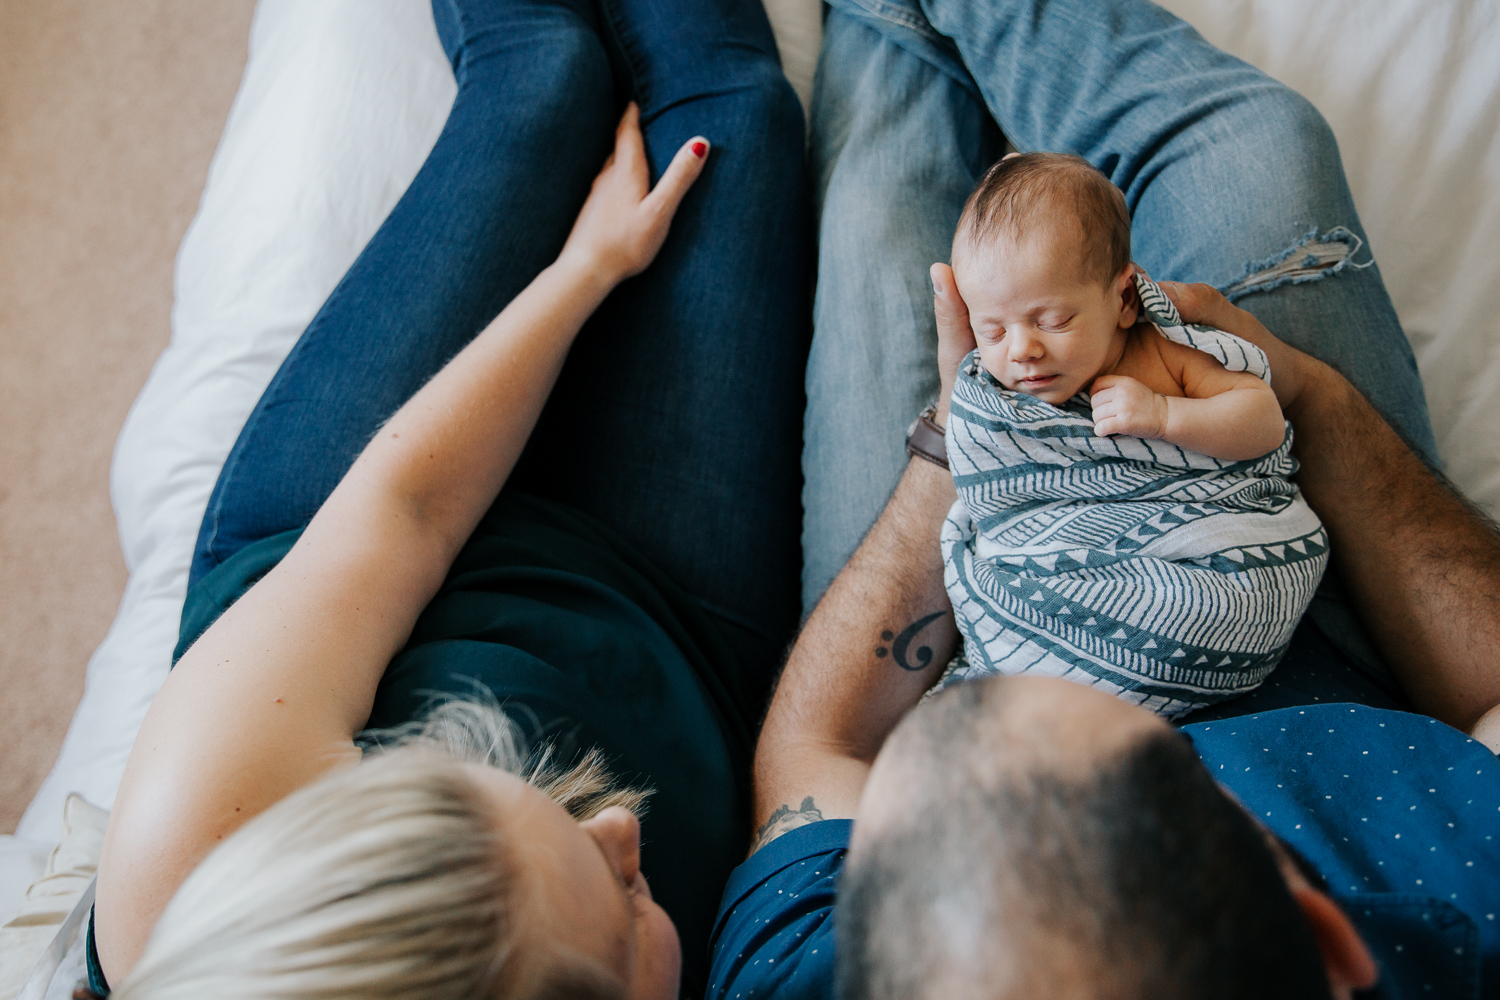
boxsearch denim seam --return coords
[825,0,981,101]
[200,272,345,574]
[439,0,469,75]
[596,0,647,111]
[696,597,780,647]
[834,0,946,44]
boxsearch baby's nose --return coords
[1008,328,1045,360]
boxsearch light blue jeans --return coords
[802,0,1438,683]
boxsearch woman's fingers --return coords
[613,103,646,171]
[643,134,710,222]
[557,105,710,283]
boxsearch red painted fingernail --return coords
[691,140,707,158]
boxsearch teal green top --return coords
[174,491,755,996]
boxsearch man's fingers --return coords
[930,264,965,314]
[1159,280,1234,328]
[930,264,974,333]
[643,135,710,220]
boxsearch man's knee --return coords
[1247,85,1342,184]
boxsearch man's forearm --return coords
[751,456,961,834]
[1288,363,1500,731]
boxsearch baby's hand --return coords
[1090,375,1168,441]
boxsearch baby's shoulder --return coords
[1116,324,1190,393]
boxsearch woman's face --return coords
[462,765,681,999]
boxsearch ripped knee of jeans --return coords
[1220,226,1372,300]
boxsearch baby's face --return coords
[953,232,1134,406]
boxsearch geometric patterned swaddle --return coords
[938,275,1329,717]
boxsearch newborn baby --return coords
[937,152,1328,717]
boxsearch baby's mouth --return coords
[1018,374,1058,388]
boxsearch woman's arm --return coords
[96,106,707,980]
[1160,281,1500,744]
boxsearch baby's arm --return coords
[1090,339,1285,461]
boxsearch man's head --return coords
[950,153,1137,405]
[838,676,1371,1000]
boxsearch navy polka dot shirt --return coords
[706,705,1499,999]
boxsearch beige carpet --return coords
[0,0,256,833]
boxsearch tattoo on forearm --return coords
[874,612,944,671]
[751,796,824,853]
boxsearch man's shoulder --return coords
[1187,704,1500,997]
[706,820,852,1000]
[1184,705,1497,861]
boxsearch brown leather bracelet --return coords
[905,404,948,470]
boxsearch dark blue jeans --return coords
[188,0,811,666]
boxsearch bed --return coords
[3,0,1497,994]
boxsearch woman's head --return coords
[112,700,680,1000]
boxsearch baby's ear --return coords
[1117,265,1140,328]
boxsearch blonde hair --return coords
[112,699,651,1000]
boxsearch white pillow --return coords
[17,0,458,841]
[0,796,107,1000]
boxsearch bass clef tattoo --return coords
[874,611,944,671]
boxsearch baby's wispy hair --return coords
[955,152,1131,288]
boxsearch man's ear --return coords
[1116,264,1139,329]
[1291,884,1379,996]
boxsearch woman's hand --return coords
[930,262,978,425]
[559,103,709,285]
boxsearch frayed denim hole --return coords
[1220,225,1373,301]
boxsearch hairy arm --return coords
[749,263,971,853]
[750,458,960,851]
[96,106,708,980]
[1161,282,1500,744]
[1091,339,1285,461]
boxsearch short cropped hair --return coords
[837,679,1333,1000]
[955,152,1131,288]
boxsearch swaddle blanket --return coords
[938,276,1329,717]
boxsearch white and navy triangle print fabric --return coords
[937,274,1328,717]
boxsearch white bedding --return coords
[6,0,1498,930]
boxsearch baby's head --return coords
[951,153,1136,405]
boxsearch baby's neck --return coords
[1092,323,1136,381]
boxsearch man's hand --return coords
[558,103,709,284]
[1157,281,1318,416]
[1090,374,1167,440]
[1161,281,1500,737]
[931,262,978,423]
